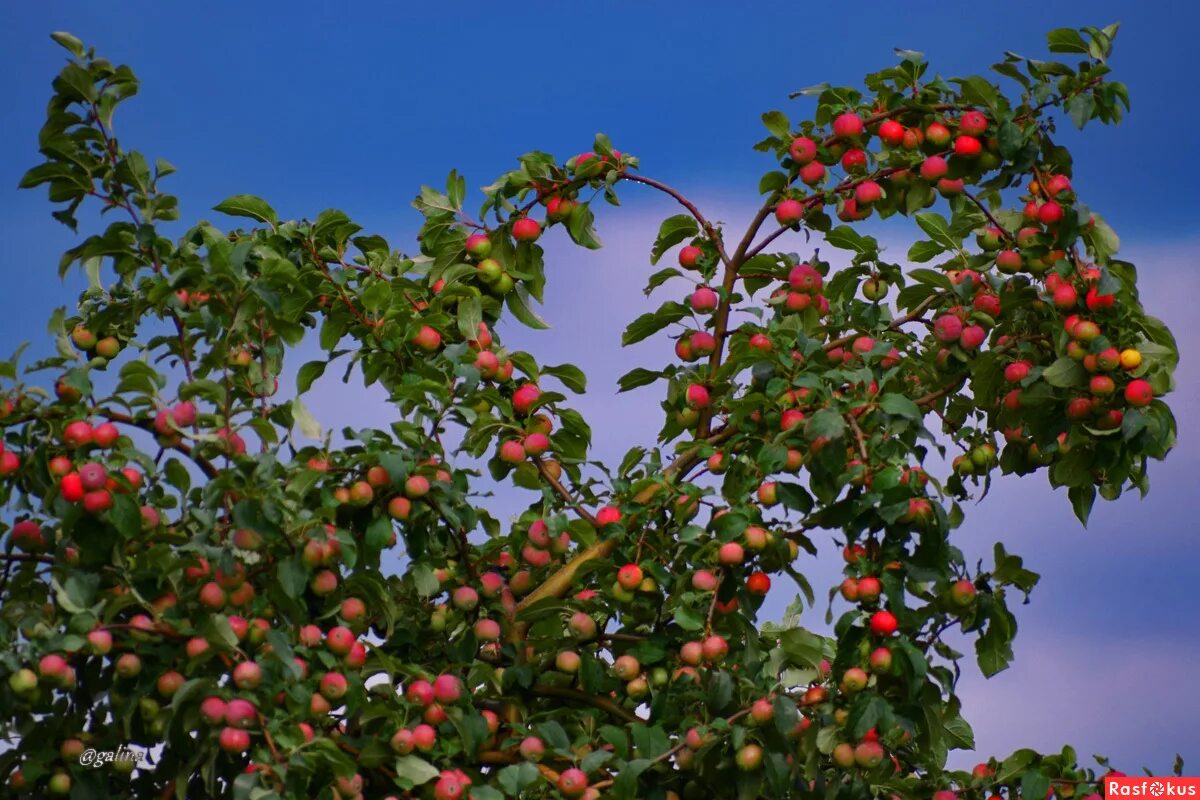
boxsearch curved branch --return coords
[823,291,944,352]
[534,460,597,527]
[529,685,640,725]
[621,174,730,268]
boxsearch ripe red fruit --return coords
[960,324,986,351]
[92,422,119,447]
[926,122,951,147]
[1004,361,1031,383]
[1038,201,1064,225]
[856,576,882,604]
[616,563,643,591]
[775,198,804,226]
[319,671,348,700]
[701,634,729,662]
[63,420,94,448]
[1086,286,1115,311]
[432,674,462,704]
[841,148,868,174]
[569,611,597,640]
[691,569,718,592]
[869,610,898,636]
[1045,174,1073,198]
[919,156,948,182]
[789,136,818,164]
[718,541,745,565]
[511,735,545,764]
[404,475,430,498]
[933,314,963,343]
[747,572,771,595]
[691,286,718,313]
[498,439,526,464]
[949,579,977,607]
[833,111,865,139]
[595,506,622,526]
[512,383,540,415]
[219,727,251,753]
[232,661,262,689]
[855,180,882,206]
[678,245,702,268]
[953,135,982,157]
[855,740,886,768]
[412,723,437,751]
[685,384,710,410]
[749,697,774,724]
[1052,284,1078,309]
[512,217,542,242]
[959,110,988,136]
[11,520,45,552]
[878,119,905,146]
[200,696,227,725]
[157,670,185,697]
[83,489,112,513]
[557,768,589,798]
[799,160,826,186]
[412,325,442,352]
[1124,379,1153,407]
[433,774,464,800]
[789,263,822,292]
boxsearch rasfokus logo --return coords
[1105,777,1199,798]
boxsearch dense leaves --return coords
[0,23,1177,800]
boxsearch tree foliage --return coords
[0,24,1178,800]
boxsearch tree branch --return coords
[529,685,640,725]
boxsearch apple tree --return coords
[0,23,1178,800]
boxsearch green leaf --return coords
[543,363,587,393]
[907,240,945,263]
[213,194,278,227]
[847,694,889,739]
[1046,28,1090,55]
[944,714,976,750]
[457,295,482,340]
[506,287,550,330]
[361,280,392,313]
[1068,484,1096,527]
[566,202,602,249]
[824,225,876,256]
[617,367,663,393]
[297,360,327,394]
[674,605,705,631]
[393,755,439,788]
[879,393,922,421]
[650,215,699,265]
[914,211,959,250]
[1022,769,1051,800]
[50,31,86,57]
[780,627,827,669]
[707,670,734,712]
[536,720,571,752]
[804,408,845,440]
[1041,357,1086,388]
[621,301,690,346]
[497,763,539,796]
[761,110,791,138]
[291,398,322,440]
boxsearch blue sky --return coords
[1,0,1196,776]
